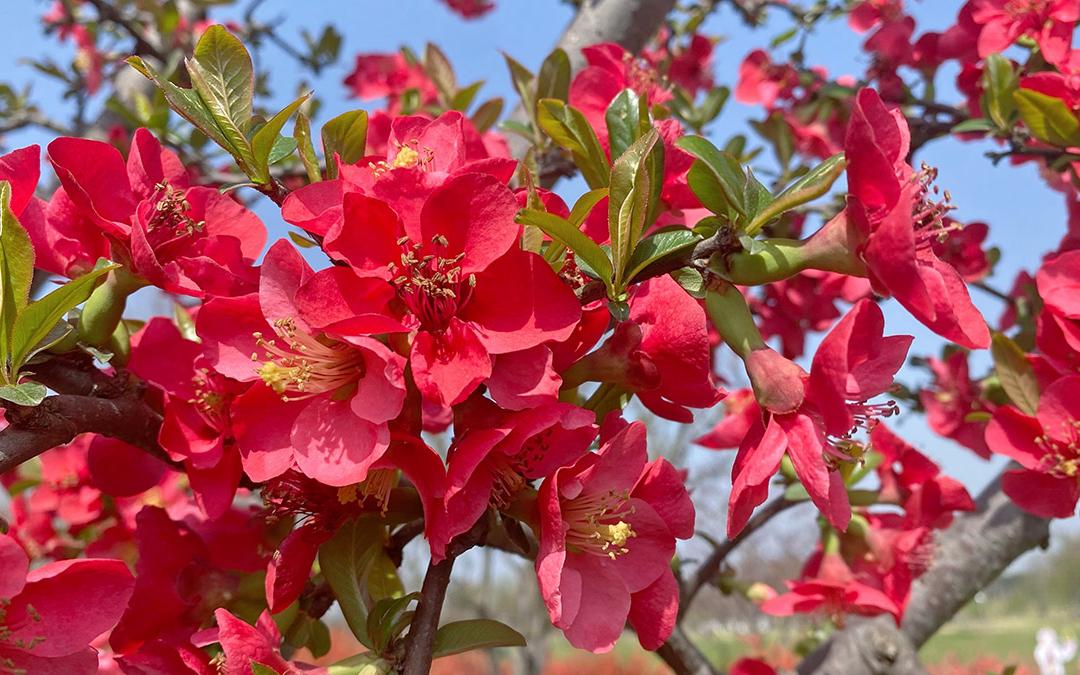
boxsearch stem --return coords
[78,268,145,348]
[401,556,455,675]
[680,497,796,615]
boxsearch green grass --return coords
[920,616,1080,669]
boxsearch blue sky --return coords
[0,1,1066,503]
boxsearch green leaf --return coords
[424,43,456,103]
[128,57,238,155]
[289,231,320,248]
[536,99,610,189]
[366,593,418,654]
[318,517,384,648]
[671,267,706,298]
[185,25,256,169]
[605,89,641,161]
[516,209,613,294]
[432,619,527,659]
[251,93,310,182]
[625,227,701,283]
[951,118,995,134]
[470,98,503,133]
[1014,88,1080,147]
[10,263,116,372]
[364,549,404,605]
[746,152,846,233]
[326,652,393,675]
[450,81,483,111]
[251,663,278,675]
[677,136,748,220]
[322,110,369,180]
[983,54,1017,130]
[991,332,1040,415]
[535,48,571,105]
[0,182,35,377]
[503,54,535,123]
[608,129,660,288]
[0,382,46,407]
[294,112,322,183]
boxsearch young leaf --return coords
[10,263,116,372]
[322,110,369,180]
[982,54,1017,129]
[746,152,846,233]
[250,92,311,182]
[366,593,419,654]
[295,112,322,183]
[605,89,641,160]
[470,97,504,133]
[1013,88,1080,147]
[536,99,610,189]
[127,57,240,159]
[318,517,384,649]
[424,43,457,103]
[535,48,571,105]
[677,136,748,220]
[516,209,613,294]
[450,81,484,111]
[0,182,35,375]
[991,332,1040,415]
[624,227,701,283]
[0,382,46,407]
[185,25,256,169]
[503,54,536,122]
[432,619,527,659]
[608,129,659,288]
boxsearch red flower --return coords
[46,129,266,295]
[761,553,901,624]
[0,534,133,674]
[129,317,247,519]
[985,375,1080,518]
[536,422,694,652]
[563,275,722,422]
[199,241,407,486]
[316,172,580,407]
[735,50,799,108]
[212,609,320,674]
[441,0,495,18]
[568,43,672,146]
[1035,250,1080,375]
[825,88,990,349]
[970,0,1080,68]
[111,506,270,655]
[920,350,995,457]
[435,399,597,559]
[703,300,911,536]
[343,52,437,113]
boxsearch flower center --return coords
[1035,419,1080,478]
[341,468,399,515]
[1003,0,1049,18]
[389,235,476,332]
[562,488,637,559]
[370,140,433,178]
[488,453,526,509]
[148,180,204,237]
[189,367,229,429]
[253,317,366,401]
[0,598,46,663]
[908,163,960,251]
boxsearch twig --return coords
[657,625,721,675]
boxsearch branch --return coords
[798,468,1051,675]
[681,497,797,612]
[401,515,489,675]
[0,393,167,473]
[656,625,722,675]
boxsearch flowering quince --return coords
[700,299,911,537]
[986,375,1080,518]
[44,129,266,295]
[212,609,322,674]
[0,534,133,674]
[1035,249,1080,375]
[968,0,1080,68]
[433,397,598,559]
[312,172,581,407]
[562,275,722,422]
[819,88,991,349]
[440,0,495,18]
[919,350,995,457]
[644,31,715,96]
[762,551,902,624]
[281,110,515,238]
[199,240,407,486]
[111,506,270,655]
[128,317,247,519]
[536,421,694,652]
[343,51,437,113]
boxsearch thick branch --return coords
[0,394,165,473]
[798,470,1051,675]
[656,625,721,675]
